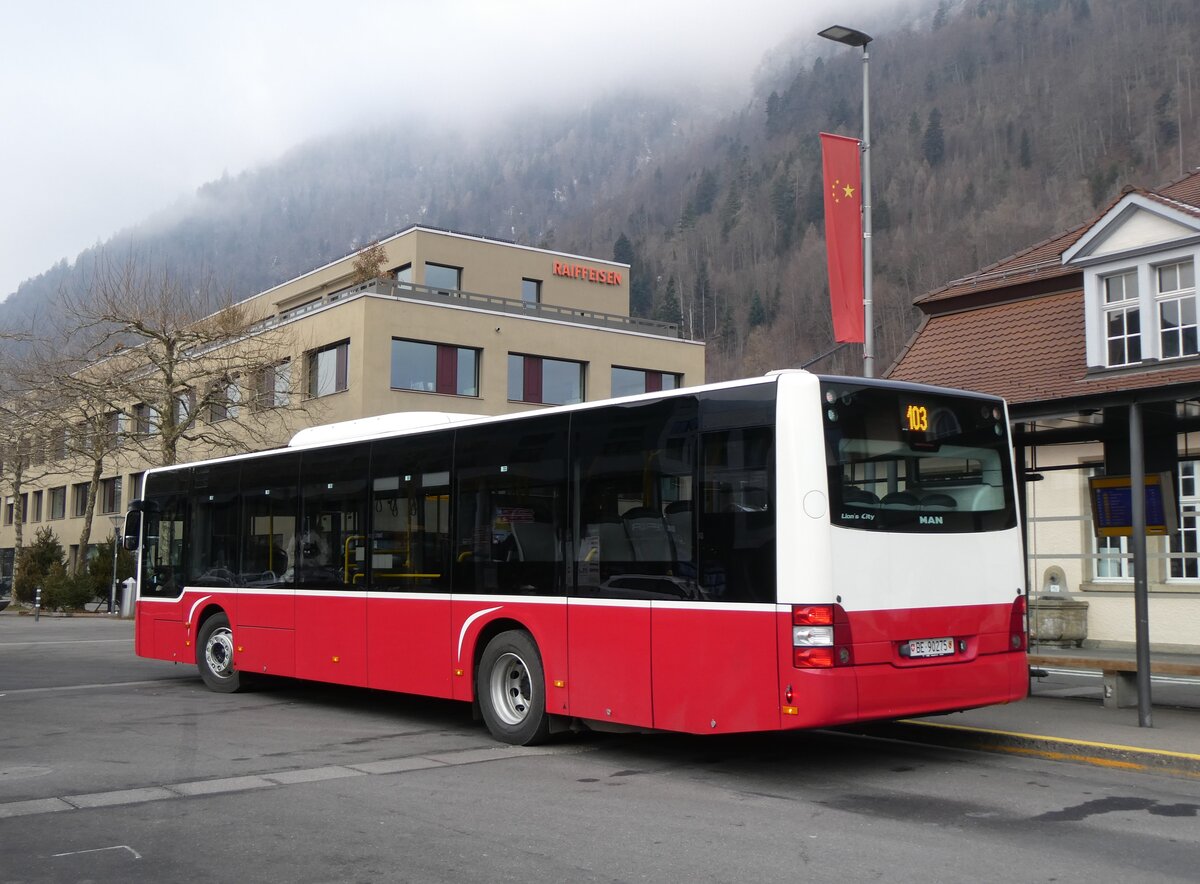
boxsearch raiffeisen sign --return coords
[552,261,623,286]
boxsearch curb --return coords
[846,719,1200,779]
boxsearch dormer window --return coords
[1156,259,1196,360]
[1064,190,1200,372]
[1103,270,1140,366]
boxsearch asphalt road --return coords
[2,613,1198,883]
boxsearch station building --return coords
[2,226,704,574]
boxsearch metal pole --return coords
[109,530,119,615]
[1129,401,1153,727]
[861,43,874,379]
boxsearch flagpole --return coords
[860,41,874,378]
[819,24,875,378]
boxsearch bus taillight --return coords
[792,604,852,668]
[1010,595,1027,651]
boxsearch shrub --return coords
[14,527,66,604]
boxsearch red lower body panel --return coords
[136,592,1026,735]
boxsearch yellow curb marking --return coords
[900,719,1200,764]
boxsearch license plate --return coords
[906,637,954,658]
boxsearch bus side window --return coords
[454,417,568,596]
[572,398,698,601]
[699,428,775,603]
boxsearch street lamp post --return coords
[818,24,874,378]
[109,514,123,615]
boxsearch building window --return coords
[128,472,144,502]
[254,360,291,409]
[396,263,413,289]
[391,339,479,396]
[208,378,242,423]
[611,366,682,398]
[48,428,67,461]
[508,354,585,405]
[100,477,122,515]
[175,388,195,425]
[521,278,541,305]
[1103,270,1141,366]
[4,498,12,526]
[307,341,349,398]
[105,411,123,447]
[133,403,160,435]
[424,263,462,293]
[72,482,91,519]
[49,487,66,521]
[1157,260,1197,360]
[1170,460,1200,579]
[31,490,43,523]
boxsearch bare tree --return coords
[61,256,322,470]
[11,340,129,571]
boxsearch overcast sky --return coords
[0,0,895,299]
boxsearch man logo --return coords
[919,515,944,525]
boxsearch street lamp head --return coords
[818,24,873,47]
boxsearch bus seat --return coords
[510,521,558,562]
[920,493,958,510]
[596,521,636,562]
[664,501,693,562]
[880,490,920,508]
[623,508,675,562]
[843,487,880,506]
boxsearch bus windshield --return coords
[821,381,1017,533]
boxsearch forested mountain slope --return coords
[5,0,1197,380]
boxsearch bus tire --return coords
[196,612,244,693]
[477,630,550,746]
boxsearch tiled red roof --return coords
[888,288,1200,405]
[890,169,1200,406]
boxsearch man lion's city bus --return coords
[124,370,1028,744]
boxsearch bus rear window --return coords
[821,382,1016,533]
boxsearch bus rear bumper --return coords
[779,651,1027,731]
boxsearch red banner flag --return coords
[820,132,864,343]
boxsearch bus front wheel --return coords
[196,612,244,693]
[477,630,550,745]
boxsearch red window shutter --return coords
[436,345,457,395]
[524,356,542,403]
[645,371,663,393]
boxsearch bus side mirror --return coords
[122,507,141,551]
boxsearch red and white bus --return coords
[125,370,1028,744]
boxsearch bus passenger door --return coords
[651,426,780,734]
[294,446,370,687]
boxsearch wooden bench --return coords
[1028,653,1200,709]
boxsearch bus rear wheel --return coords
[477,630,550,745]
[196,612,244,693]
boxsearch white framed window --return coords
[1171,459,1200,580]
[1156,259,1197,360]
[1103,270,1141,366]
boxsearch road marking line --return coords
[0,677,195,696]
[52,845,142,860]
[0,798,74,819]
[0,639,132,648]
[0,742,595,820]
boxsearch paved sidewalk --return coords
[867,665,1200,778]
